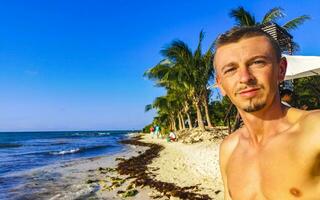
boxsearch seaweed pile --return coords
[116,135,214,200]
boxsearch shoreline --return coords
[5,131,225,200]
[3,140,147,200]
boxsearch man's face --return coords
[214,36,286,113]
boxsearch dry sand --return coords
[140,134,224,200]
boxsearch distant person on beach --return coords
[150,126,155,138]
[213,26,320,199]
[280,88,293,107]
[155,125,160,138]
[169,130,177,142]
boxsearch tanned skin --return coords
[214,36,320,200]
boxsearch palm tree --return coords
[144,31,215,131]
[159,31,214,130]
[144,60,192,130]
[145,95,180,131]
[229,6,310,32]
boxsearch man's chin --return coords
[242,103,266,113]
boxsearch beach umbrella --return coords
[284,55,320,80]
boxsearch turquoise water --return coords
[0,130,133,199]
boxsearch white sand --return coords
[141,134,224,200]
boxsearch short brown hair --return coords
[214,26,282,62]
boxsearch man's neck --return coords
[238,99,289,147]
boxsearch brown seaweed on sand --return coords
[116,135,212,200]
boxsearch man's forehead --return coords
[214,36,274,67]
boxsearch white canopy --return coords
[284,55,320,80]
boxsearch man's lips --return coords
[237,88,260,97]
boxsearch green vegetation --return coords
[293,76,320,109]
[143,6,312,133]
[144,31,214,131]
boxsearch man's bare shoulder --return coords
[219,128,243,162]
[300,109,320,124]
[220,129,240,149]
[295,109,320,151]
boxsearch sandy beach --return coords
[138,133,224,199]
[83,132,225,200]
[8,130,226,200]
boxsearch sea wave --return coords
[51,148,80,155]
[70,132,112,137]
[27,142,70,147]
[0,143,23,149]
[97,132,110,136]
[49,145,114,155]
[70,132,83,136]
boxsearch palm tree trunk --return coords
[183,101,191,129]
[203,100,213,128]
[177,115,183,130]
[195,101,205,130]
[170,117,176,131]
[186,112,192,129]
[180,113,186,129]
[173,118,177,131]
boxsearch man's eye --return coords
[253,60,265,65]
[224,68,235,74]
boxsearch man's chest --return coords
[226,139,318,199]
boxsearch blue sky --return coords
[0,0,319,131]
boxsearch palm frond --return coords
[229,6,256,26]
[282,15,310,31]
[143,62,171,81]
[194,30,205,58]
[262,7,285,23]
[160,40,193,64]
[145,104,153,112]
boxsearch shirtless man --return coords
[213,26,320,199]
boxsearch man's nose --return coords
[238,67,253,83]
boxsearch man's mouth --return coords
[238,88,260,98]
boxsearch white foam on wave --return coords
[51,148,80,155]
[49,184,98,200]
[98,132,110,136]
[127,132,140,137]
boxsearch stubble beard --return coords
[242,100,266,112]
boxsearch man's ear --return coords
[278,57,287,82]
[216,75,226,96]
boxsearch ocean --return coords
[0,130,134,199]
